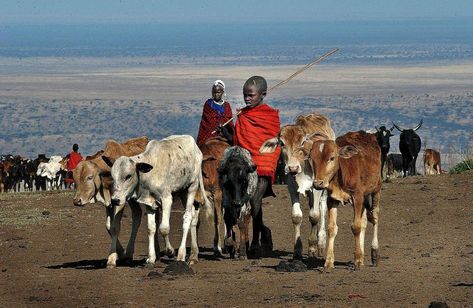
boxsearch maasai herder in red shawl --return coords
[234,104,281,183]
[196,80,234,146]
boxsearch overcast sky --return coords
[2,0,473,24]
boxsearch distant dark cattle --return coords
[424,149,441,175]
[374,126,394,180]
[386,154,403,178]
[393,120,423,177]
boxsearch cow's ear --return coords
[136,162,153,173]
[299,146,311,159]
[259,137,279,153]
[203,154,216,162]
[338,145,359,159]
[102,156,115,168]
[99,171,111,178]
[248,164,257,173]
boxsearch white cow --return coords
[102,135,210,268]
[36,156,65,190]
[260,113,334,260]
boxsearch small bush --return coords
[449,159,473,174]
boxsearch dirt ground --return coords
[0,171,472,307]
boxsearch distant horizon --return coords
[1,16,472,26]
[2,0,472,25]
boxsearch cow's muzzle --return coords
[313,180,326,190]
[73,198,83,207]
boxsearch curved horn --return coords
[392,122,403,132]
[389,126,395,131]
[413,119,423,131]
[375,126,379,132]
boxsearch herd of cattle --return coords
[0,113,444,270]
[0,154,72,193]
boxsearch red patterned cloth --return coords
[196,99,234,146]
[234,103,281,182]
[67,151,83,171]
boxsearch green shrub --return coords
[449,159,473,174]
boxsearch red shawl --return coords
[67,151,83,171]
[234,103,281,182]
[197,100,234,146]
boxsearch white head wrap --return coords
[212,79,227,104]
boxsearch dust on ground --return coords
[0,172,472,307]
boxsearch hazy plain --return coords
[0,57,472,168]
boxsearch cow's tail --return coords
[198,169,213,221]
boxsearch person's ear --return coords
[261,90,267,98]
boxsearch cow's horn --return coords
[392,122,403,132]
[413,119,423,131]
[375,126,379,132]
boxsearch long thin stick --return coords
[213,48,339,132]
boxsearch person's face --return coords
[243,84,265,108]
[212,85,224,102]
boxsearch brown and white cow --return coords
[260,113,335,260]
[424,149,441,175]
[103,135,210,267]
[194,136,230,257]
[73,136,149,266]
[310,130,382,270]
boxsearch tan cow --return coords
[424,149,441,175]
[194,136,230,257]
[72,136,149,264]
[310,130,382,270]
[260,113,335,260]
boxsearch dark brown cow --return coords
[194,137,230,257]
[424,149,441,175]
[310,130,381,270]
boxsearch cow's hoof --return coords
[107,253,118,269]
[189,255,199,265]
[371,248,379,266]
[293,251,303,261]
[213,249,223,258]
[146,257,156,265]
[163,248,174,259]
[308,247,317,258]
[239,255,248,261]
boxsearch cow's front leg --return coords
[324,204,338,270]
[189,205,200,264]
[352,193,366,269]
[145,206,158,265]
[107,204,125,269]
[123,200,142,263]
[238,204,251,260]
[213,191,225,257]
[177,184,199,262]
[287,174,303,260]
[159,194,175,258]
[105,206,125,259]
[368,191,381,266]
[308,188,327,258]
